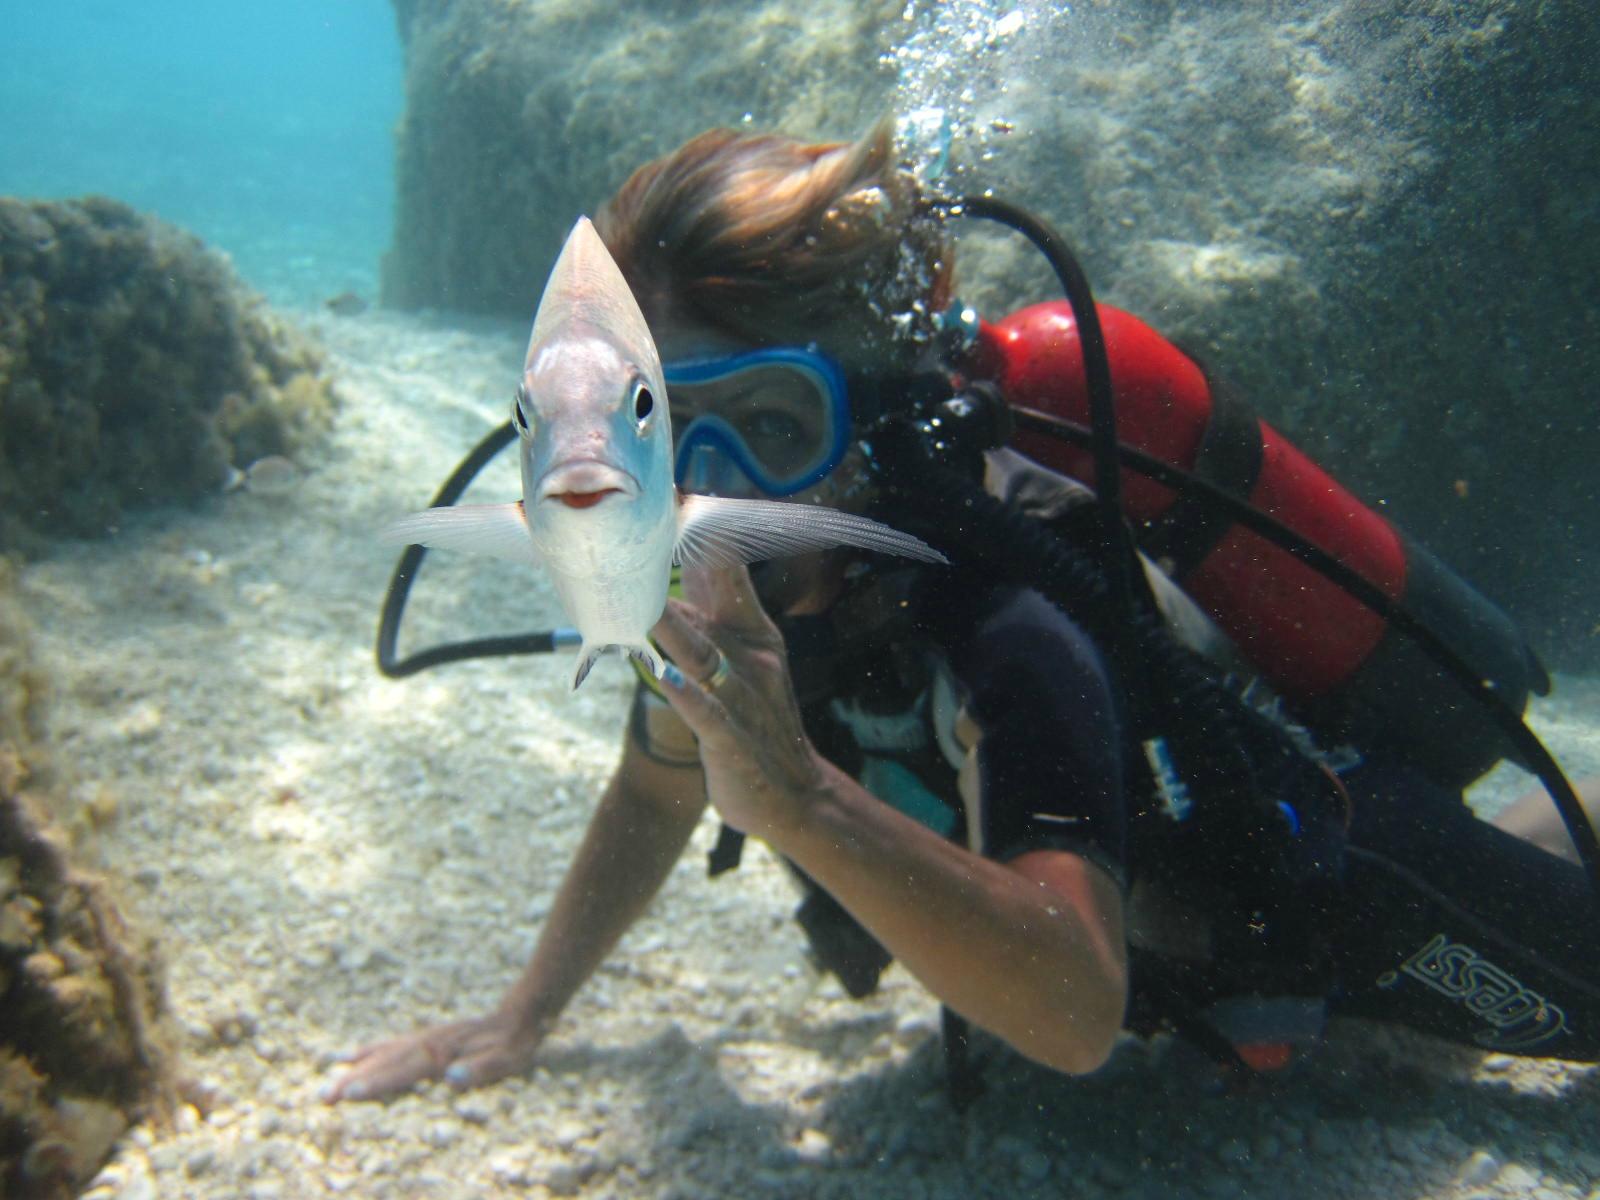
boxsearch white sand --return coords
[18,308,1599,1200]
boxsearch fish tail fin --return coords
[572,644,607,690]
[572,643,664,689]
[625,644,666,681]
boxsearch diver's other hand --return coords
[320,1012,542,1102]
[650,562,828,841]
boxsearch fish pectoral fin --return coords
[380,502,539,564]
[673,494,947,568]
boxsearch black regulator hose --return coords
[374,420,571,678]
[923,195,1152,689]
[870,429,1276,828]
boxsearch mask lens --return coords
[666,349,849,495]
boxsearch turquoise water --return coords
[3,6,1597,1198]
[0,0,401,307]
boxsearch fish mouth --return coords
[536,460,639,509]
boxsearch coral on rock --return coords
[0,563,175,1198]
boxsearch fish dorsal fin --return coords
[528,217,656,373]
[673,494,947,568]
[381,502,540,565]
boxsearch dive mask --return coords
[665,346,851,497]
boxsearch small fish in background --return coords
[382,217,945,689]
[325,291,368,317]
[222,455,301,496]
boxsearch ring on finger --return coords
[698,650,731,693]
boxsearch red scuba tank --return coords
[969,301,1547,787]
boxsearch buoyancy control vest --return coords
[964,301,1549,790]
[734,443,1354,1091]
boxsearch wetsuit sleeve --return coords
[953,589,1128,884]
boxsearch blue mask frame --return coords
[665,346,851,496]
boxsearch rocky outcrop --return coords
[381,0,900,316]
[0,565,174,1198]
[0,197,336,553]
[382,0,1599,665]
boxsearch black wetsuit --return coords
[811,580,1600,1064]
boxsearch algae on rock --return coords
[0,195,336,552]
[0,564,175,1199]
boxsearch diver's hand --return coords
[651,563,829,841]
[320,1012,543,1103]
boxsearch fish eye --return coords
[512,386,533,436]
[632,381,655,428]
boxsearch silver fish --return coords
[383,217,945,689]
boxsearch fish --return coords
[221,455,300,496]
[325,291,369,316]
[382,216,946,689]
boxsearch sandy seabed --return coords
[16,308,1600,1200]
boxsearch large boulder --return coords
[382,0,900,315]
[382,0,1599,667]
[0,197,336,553]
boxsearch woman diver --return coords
[325,124,1600,1103]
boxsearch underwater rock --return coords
[380,0,899,315]
[0,196,336,552]
[0,563,176,1198]
[0,565,47,784]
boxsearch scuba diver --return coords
[324,124,1600,1104]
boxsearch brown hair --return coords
[594,123,951,369]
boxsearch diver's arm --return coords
[323,729,706,1101]
[652,565,1126,1075]
[494,733,708,1035]
[760,758,1125,1075]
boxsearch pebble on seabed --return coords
[793,1128,833,1164]
[1456,1148,1500,1188]
[82,1154,156,1200]
[1496,1163,1542,1191]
